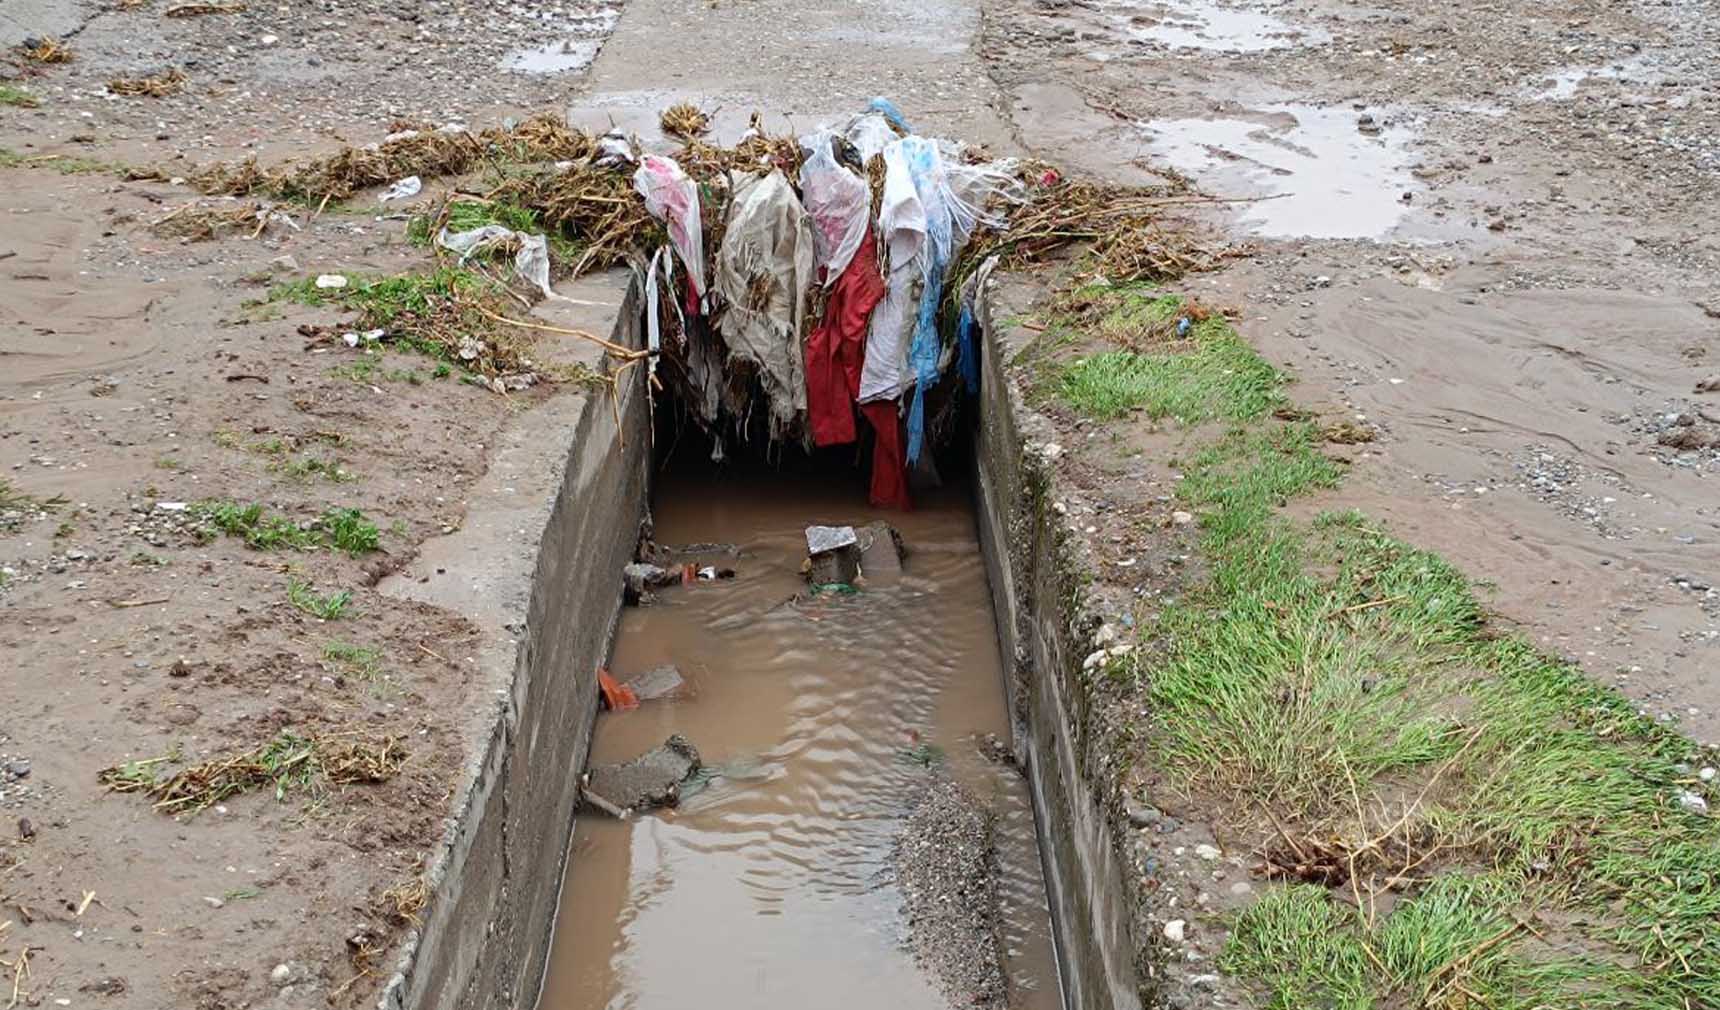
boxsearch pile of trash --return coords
[188,100,1219,506]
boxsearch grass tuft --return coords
[0,84,39,108]
[1064,296,1720,1009]
[288,578,353,620]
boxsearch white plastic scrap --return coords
[378,175,423,203]
[435,225,558,300]
[594,128,636,168]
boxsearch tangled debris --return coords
[894,778,1007,1009]
[19,37,72,63]
[163,1,247,16]
[659,101,711,140]
[149,199,295,241]
[98,731,406,815]
[191,113,594,205]
[108,68,187,97]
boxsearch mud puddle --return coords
[1141,104,1417,238]
[1107,0,1329,53]
[500,5,622,74]
[538,467,1059,1010]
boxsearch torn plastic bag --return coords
[798,130,870,285]
[898,136,957,462]
[868,96,912,134]
[378,175,422,203]
[713,170,815,440]
[593,128,636,168]
[956,254,1000,395]
[858,140,928,404]
[435,225,558,300]
[844,112,898,163]
[633,155,706,300]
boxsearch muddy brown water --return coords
[538,466,1060,1010]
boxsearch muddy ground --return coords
[2,0,1717,1007]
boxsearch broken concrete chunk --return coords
[805,525,858,554]
[622,562,679,604]
[585,734,701,814]
[805,524,861,585]
[623,663,687,701]
[857,521,904,584]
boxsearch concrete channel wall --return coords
[378,268,1149,1010]
[973,277,1151,1010]
[376,274,651,1010]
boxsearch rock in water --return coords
[585,735,701,813]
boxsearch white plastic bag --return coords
[857,141,928,403]
[435,225,556,299]
[632,155,706,299]
[797,130,870,286]
[844,112,898,162]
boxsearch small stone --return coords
[1163,919,1186,942]
[1676,789,1708,815]
[202,896,224,908]
[269,254,300,274]
[1194,843,1221,861]
[270,963,294,984]
[259,34,279,45]
[314,274,348,290]
[1229,881,1253,897]
[1700,767,1717,782]
[1126,803,1162,828]
[1171,510,1194,525]
[6,760,29,779]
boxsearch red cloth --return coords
[805,229,885,447]
[860,399,912,511]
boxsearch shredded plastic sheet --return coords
[713,170,815,440]
[435,224,557,299]
[633,155,706,299]
[956,255,1000,395]
[798,130,870,286]
[858,141,927,404]
[378,175,422,202]
[900,136,956,463]
[845,112,898,162]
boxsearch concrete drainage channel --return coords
[375,270,1146,1010]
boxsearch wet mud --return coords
[538,466,1059,1010]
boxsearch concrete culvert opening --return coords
[534,320,1066,1009]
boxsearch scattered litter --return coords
[622,561,680,604]
[377,175,423,203]
[584,735,701,814]
[341,328,386,348]
[597,668,638,711]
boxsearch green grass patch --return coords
[268,454,356,483]
[0,84,39,108]
[191,500,379,555]
[321,641,381,680]
[1068,300,1720,1008]
[288,578,353,620]
[1046,289,1283,421]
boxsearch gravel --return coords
[893,777,1006,1010]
